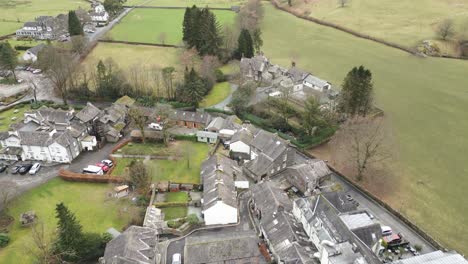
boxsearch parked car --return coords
[83,165,103,175]
[101,159,114,167]
[381,226,393,236]
[95,162,109,172]
[10,165,21,174]
[0,164,8,173]
[29,163,41,175]
[148,123,163,131]
[19,164,33,175]
[32,69,42,74]
[172,253,181,264]
[345,194,353,201]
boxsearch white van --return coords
[82,165,104,175]
[172,253,181,264]
[148,123,163,131]
[381,226,392,236]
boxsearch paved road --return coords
[210,83,238,110]
[331,174,435,254]
[165,191,253,264]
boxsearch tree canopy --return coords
[68,10,83,36]
[237,29,254,58]
[0,42,18,80]
[338,65,374,116]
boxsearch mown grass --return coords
[275,0,468,56]
[118,142,176,156]
[166,192,189,203]
[0,178,132,263]
[162,206,187,220]
[200,82,231,108]
[0,104,30,131]
[261,3,468,254]
[126,0,245,8]
[107,8,236,45]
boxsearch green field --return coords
[0,105,30,131]
[0,179,132,263]
[0,0,88,36]
[200,82,231,107]
[276,0,468,55]
[126,0,244,8]
[261,3,468,254]
[107,8,236,45]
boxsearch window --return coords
[283,154,287,162]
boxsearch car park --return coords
[101,159,114,167]
[19,164,33,175]
[10,165,21,174]
[0,164,8,173]
[95,162,110,172]
[381,226,393,236]
[29,163,41,175]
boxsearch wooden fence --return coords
[58,168,125,183]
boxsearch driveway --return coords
[210,83,238,110]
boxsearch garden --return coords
[0,104,30,131]
[199,82,232,108]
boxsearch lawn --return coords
[162,206,187,220]
[0,0,88,36]
[0,104,30,131]
[219,60,240,76]
[126,0,245,8]
[166,192,189,203]
[118,141,180,156]
[200,82,232,108]
[0,178,133,263]
[113,141,211,184]
[261,3,468,254]
[275,0,468,56]
[107,8,236,45]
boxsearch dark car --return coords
[0,164,7,173]
[10,165,21,174]
[19,164,33,175]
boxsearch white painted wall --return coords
[203,202,237,225]
[22,51,38,62]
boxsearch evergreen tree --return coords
[182,7,192,43]
[0,42,18,80]
[199,10,222,56]
[176,68,204,106]
[338,66,374,116]
[55,202,84,261]
[237,29,254,58]
[68,10,83,36]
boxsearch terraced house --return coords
[16,15,67,40]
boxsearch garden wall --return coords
[58,168,125,183]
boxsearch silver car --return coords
[29,163,41,175]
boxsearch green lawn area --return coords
[0,178,133,263]
[118,142,178,156]
[261,3,468,254]
[111,158,138,176]
[166,192,189,203]
[0,104,30,131]
[0,0,88,36]
[107,8,236,45]
[200,82,231,108]
[219,60,239,76]
[126,0,244,8]
[275,0,468,56]
[162,206,187,220]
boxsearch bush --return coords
[187,214,199,225]
[167,218,186,229]
[135,195,149,207]
[215,69,226,82]
[77,232,107,261]
[173,134,197,142]
[0,233,10,248]
[414,244,423,252]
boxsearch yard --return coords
[261,3,468,254]
[161,206,187,220]
[0,104,30,131]
[0,0,88,36]
[117,141,183,156]
[274,0,468,56]
[0,178,133,263]
[126,0,245,8]
[199,82,232,108]
[112,141,211,184]
[107,8,236,45]
[166,192,189,203]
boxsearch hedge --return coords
[173,134,197,142]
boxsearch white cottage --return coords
[22,44,46,62]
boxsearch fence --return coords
[123,5,234,11]
[58,168,125,183]
[98,39,183,48]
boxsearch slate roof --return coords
[230,127,254,145]
[170,110,212,126]
[392,251,468,264]
[103,226,159,264]
[251,181,316,264]
[221,115,242,131]
[75,102,101,123]
[25,106,73,126]
[278,160,331,194]
[251,129,289,160]
[27,43,46,56]
[288,67,309,83]
[17,130,74,148]
[240,55,269,76]
[201,155,238,211]
[206,117,225,131]
[100,104,127,124]
[184,230,266,264]
[303,74,330,89]
[0,132,9,140]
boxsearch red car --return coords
[95,162,110,172]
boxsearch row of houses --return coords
[16,2,109,40]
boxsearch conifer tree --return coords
[68,10,83,36]
[338,66,374,116]
[0,42,18,80]
[182,7,192,43]
[55,202,84,261]
[237,29,254,58]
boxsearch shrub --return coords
[414,244,423,252]
[187,214,199,225]
[215,69,226,82]
[0,233,10,248]
[167,218,186,229]
[135,196,150,207]
[173,134,197,142]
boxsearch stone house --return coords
[170,110,212,129]
[22,43,46,62]
[16,16,67,40]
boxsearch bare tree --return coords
[158,32,167,45]
[157,104,175,146]
[331,117,390,181]
[179,48,198,69]
[338,0,349,8]
[129,107,147,143]
[222,24,239,58]
[436,18,455,40]
[237,0,264,32]
[151,66,162,97]
[70,35,87,55]
[200,55,220,85]
[27,222,63,264]
[0,181,18,214]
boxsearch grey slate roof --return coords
[18,130,74,148]
[221,115,242,131]
[0,132,9,140]
[278,160,331,194]
[25,106,73,126]
[100,104,127,124]
[75,102,101,123]
[288,67,309,83]
[184,230,266,264]
[206,117,225,131]
[103,226,159,264]
[230,127,254,145]
[251,129,289,160]
[392,251,468,264]
[303,74,330,89]
[170,110,212,126]
[201,155,238,211]
[27,43,46,56]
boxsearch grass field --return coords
[200,82,231,107]
[107,8,236,45]
[276,0,468,55]
[0,0,88,36]
[0,178,132,263]
[126,0,244,8]
[0,105,30,131]
[162,206,187,220]
[261,3,468,254]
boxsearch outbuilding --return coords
[196,130,218,144]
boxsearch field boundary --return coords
[98,39,184,48]
[124,5,236,11]
[298,149,447,252]
[0,33,15,40]
[58,168,126,183]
